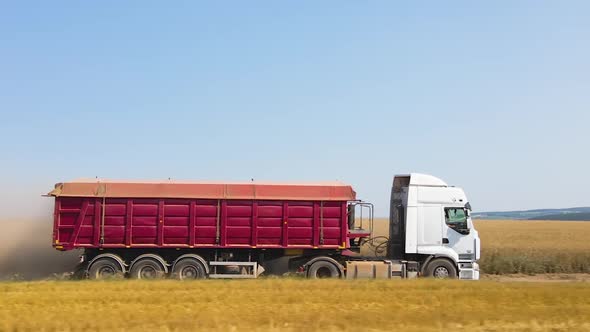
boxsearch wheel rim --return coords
[98,266,115,278]
[433,266,450,278]
[139,266,157,279]
[180,266,198,279]
[316,267,333,278]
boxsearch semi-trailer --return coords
[47,173,480,280]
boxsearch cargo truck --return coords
[47,173,480,280]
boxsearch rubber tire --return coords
[129,258,166,279]
[307,260,341,279]
[71,263,89,280]
[88,258,124,280]
[424,258,457,279]
[171,258,207,280]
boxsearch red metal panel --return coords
[131,200,158,245]
[225,201,252,245]
[220,200,227,246]
[125,200,132,247]
[70,200,90,248]
[93,198,101,246]
[76,200,96,245]
[287,202,313,246]
[282,202,288,247]
[162,200,190,246]
[251,201,258,246]
[195,200,216,245]
[319,201,324,246]
[52,196,350,251]
[189,201,196,247]
[313,201,320,247]
[341,202,348,248]
[53,198,60,246]
[157,200,164,246]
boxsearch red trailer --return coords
[48,179,373,279]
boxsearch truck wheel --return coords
[172,258,207,280]
[307,260,341,279]
[71,263,89,280]
[424,258,457,279]
[88,258,124,280]
[129,258,166,279]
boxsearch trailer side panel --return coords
[54,197,348,250]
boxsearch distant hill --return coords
[473,207,590,221]
[532,212,590,221]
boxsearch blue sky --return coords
[1,1,589,217]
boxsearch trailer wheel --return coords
[129,257,166,279]
[307,260,341,279]
[424,258,457,279]
[171,258,207,280]
[71,263,88,280]
[88,258,124,280]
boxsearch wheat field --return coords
[475,220,590,251]
[1,279,590,332]
[475,220,590,274]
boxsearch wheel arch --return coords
[303,256,344,277]
[420,254,459,275]
[171,254,209,275]
[421,255,458,277]
[88,253,126,273]
[129,253,169,274]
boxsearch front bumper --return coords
[458,261,479,280]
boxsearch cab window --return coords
[444,208,469,234]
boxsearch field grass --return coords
[475,220,590,274]
[1,279,590,332]
[366,218,590,275]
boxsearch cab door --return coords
[443,207,476,260]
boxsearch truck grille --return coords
[459,253,474,261]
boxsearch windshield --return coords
[444,207,470,235]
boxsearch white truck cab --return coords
[389,174,480,280]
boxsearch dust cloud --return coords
[0,219,80,280]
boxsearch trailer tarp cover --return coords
[47,179,356,201]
